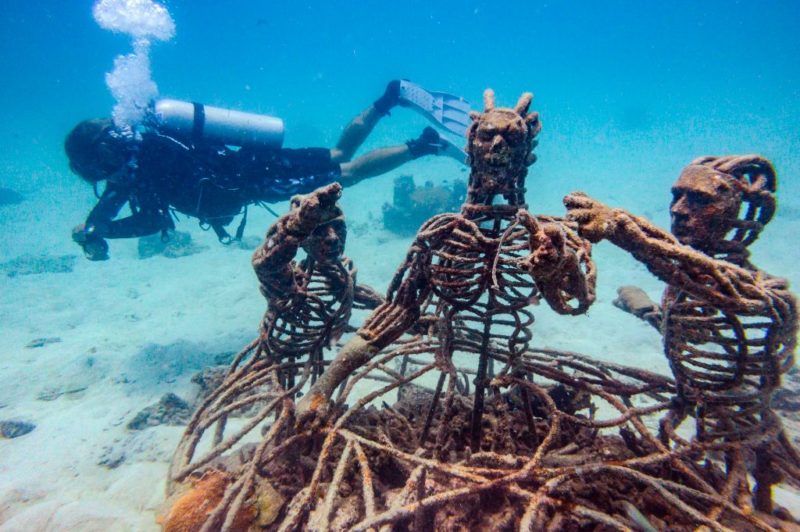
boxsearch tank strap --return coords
[191,102,206,146]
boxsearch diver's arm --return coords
[73,182,132,260]
[565,192,774,315]
[86,184,171,239]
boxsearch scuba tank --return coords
[153,99,284,149]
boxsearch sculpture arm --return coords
[251,183,343,299]
[296,232,435,427]
[353,283,385,311]
[613,285,663,330]
[565,192,780,315]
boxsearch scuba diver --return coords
[65,80,471,260]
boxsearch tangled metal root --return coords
[171,341,793,531]
[165,95,800,531]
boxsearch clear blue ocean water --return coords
[0,1,799,527]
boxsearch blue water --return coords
[0,0,799,527]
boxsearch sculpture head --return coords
[670,155,776,256]
[465,90,541,206]
[287,190,347,264]
[302,218,346,263]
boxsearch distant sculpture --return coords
[382,174,466,236]
[565,155,799,512]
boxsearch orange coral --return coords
[161,469,254,532]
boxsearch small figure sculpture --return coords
[252,182,383,386]
[168,183,382,497]
[297,90,597,449]
[565,155,799,512]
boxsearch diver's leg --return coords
[338,145,412,187]
[330,81,401,164]
[338,127,444,187]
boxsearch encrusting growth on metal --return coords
[163,91,800,531]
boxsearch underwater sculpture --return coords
[252,182,383,386]
[164,94,800,531]
[566,155,800,513]
[295,89,596,444]
[166,184,382,517]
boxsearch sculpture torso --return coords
[661,275,795,442]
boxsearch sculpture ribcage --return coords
[663,286,794,443]
[261,259,354,386]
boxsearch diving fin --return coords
[438,135,468,165]
[398,80,472,138]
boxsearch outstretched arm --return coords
[296,225,437,426]
[73,182,171,260]
[252,183,343,300]
[564,192,778,315]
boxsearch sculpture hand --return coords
[524,222,567,278]
[563,192,617,243]
[290,183,344,232]
[294,390,332,432]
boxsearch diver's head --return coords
[670,155,776,255]
[465,90,541,206]
[64,118,129,183]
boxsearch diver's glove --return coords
[72,224,110,261]
[406,126,444,159]
[372,79,401,116]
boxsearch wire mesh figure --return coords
[167,183,382,496]
[252,182,383,387]
[565,155,799,513]
[162,103,800,532]
[296,90,597,451]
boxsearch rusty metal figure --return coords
[162,109,800,530]
[167,183,382,496]
[565,155,799,513]
[252,182,383,386]
[296,90,597,450]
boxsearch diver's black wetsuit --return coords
[84,131,341,242]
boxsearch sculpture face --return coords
[670,165,741,250]
[465,90,540,205]
[302,219,346,262]
[470,109,530,172]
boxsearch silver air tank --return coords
[153,99,284,148]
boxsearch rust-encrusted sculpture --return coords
[167,183,381,504]
[163,96,800,531]
[565,155,799,513]
[252,182,383,386]
[296,90,596,444]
